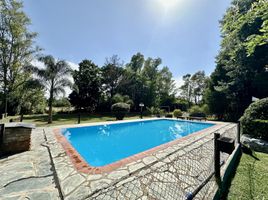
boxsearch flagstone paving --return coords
[0,128,61,200]
[44,120,237,200]
[0,119,238,200]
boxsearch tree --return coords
[244,0,268,55]
[179,74,192,107]
[101,55,124,105]
[191,71,207,104]
[118,53,145,110]
[52,97,71,107]
[157,66,177,107]
[126,52,144,73]
[35,55,72,123]
[174,98,189,111]
[180,71,208,106]
[117,53,177,110]
[111,93,134,107]
[205,0,268,121]
[141,57,162,107]
[0,0,39,115]
[69,59,102,112]
[16,79,46,121]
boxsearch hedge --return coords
[111,102,130,120]
[173,109,182,118]
[240,98,268,141]
[242,119,268,141]
[189,105,206,118]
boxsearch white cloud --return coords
[66,61,79,70]
[31,59,45,69]
[173,76,184,97]
[64,61,79,97]
[31,59,79,70]
[174,76,184,88]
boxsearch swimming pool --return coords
[61,119,214,167]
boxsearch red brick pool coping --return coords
[54,122,224,175]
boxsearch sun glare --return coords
[158,0,181,11]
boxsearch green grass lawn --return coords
[2,113,151,127]
[227,151,268,200]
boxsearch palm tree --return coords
[35,55,72,123]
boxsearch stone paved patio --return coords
[0,128,61,200]
[0,119,238,200]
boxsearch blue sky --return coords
[24,0,232,85]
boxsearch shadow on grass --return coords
[222,145,260,200]
[241,145,260,161]
[241,145,259,200]
[221,150,242,200]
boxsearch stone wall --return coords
[241,134,268,153]
[1,123,35,154]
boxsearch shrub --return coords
[240,98,268,121]
[175,98,189,111]
[142,110,150,116]
[173,109,183,118]
[111,93,124,104]
[160,109,166,115]
[240,98,268,140]
[201,104,210,115]
[112,93,134,107]
[165,113,173,118]
[247,120,268,140]
[147,107,161,115]
[111,102,130,120]
[147,107,154,115]
[53,97,71,107]
[189,105,206,118]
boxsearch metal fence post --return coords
[214,133,222,195]
[237,120,241,144]
[78,107,81,124]
[0,124,4,151]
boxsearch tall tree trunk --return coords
[3,65,8,117]
[20,113,23,122]
[19,105,24,122]
[78,106,81,124]
[109,87,114,107]
[4,95,8,117]
[48,86,53,124]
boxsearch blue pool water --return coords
[61,119,214,167]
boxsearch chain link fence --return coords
[88,124,238,200]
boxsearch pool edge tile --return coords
[53,120,227,175]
